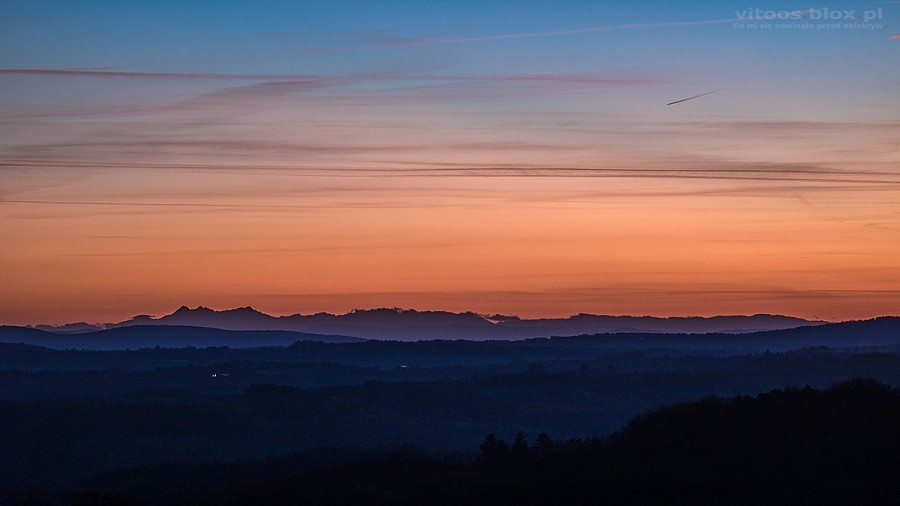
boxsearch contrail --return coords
[666,90,718,106]
[293,17,758,55]
[293,8,817,55]
[400,18,741,44]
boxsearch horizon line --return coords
[11,304,869,329]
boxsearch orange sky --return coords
[4,158,900,324]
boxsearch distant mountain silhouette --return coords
[33,306,820,341]
[0,325,363,351]
[7,316,899,351]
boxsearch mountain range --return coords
[29,306,821,341]
[2,316,899,352]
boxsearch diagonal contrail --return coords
[666,90,718,106]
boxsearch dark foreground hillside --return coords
[8,379,899,505]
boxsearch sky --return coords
[1,0,899,325]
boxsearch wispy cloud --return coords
[0,68,321,80]
[0,67,656,86]
[685,120,900,132]
[0,68,660,112]
[4,159,899,187]
[4,112,899,179]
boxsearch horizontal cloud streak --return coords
[0,68,327,80]
[3,163,899,188]
[683,120,900,133]
[0,68,656,86]
[249,287,900,320]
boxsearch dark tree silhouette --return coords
[478,434,510,469]
[512,431,528,447]
[534,432,553,452]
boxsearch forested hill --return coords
[58,379,900,506]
